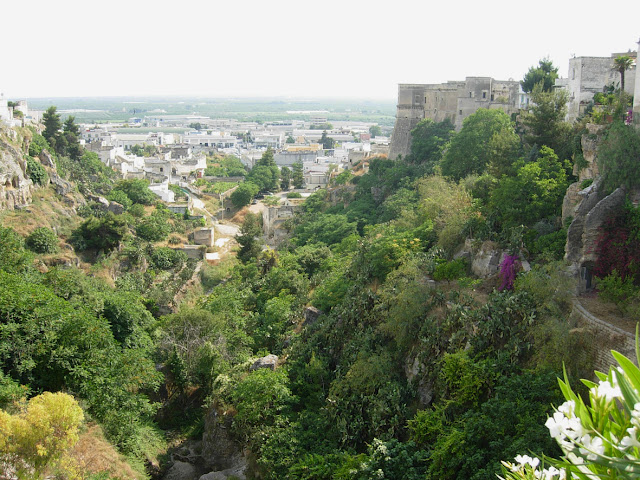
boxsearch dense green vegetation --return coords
[3,64,640,479]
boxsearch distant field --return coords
[25,97,397,126]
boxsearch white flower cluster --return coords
[544,400,584,452]
[589,375,622,402]
[504,455,566,480]
[620,402,640,451]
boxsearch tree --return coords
[407,118,455,170]
[62,116,82,160]
[257,147,276,167]
[111,179,156,205]
[236,213,263,262]
[521,84,571,160]
[369,125,382,138]
[280,166,291,190]
[0,227,33,273]
[136,216,171,242]
[489,146,569,228]
[292,161,304,189]
[521,58,559,93]
[319,131,336,149]
[231,182,260,208]
[248,148,279,192]
[597,121,640,194]
[440,109,518,180]
[286,135,296,144]
[0,392,84,480]
[62,116,80,136]
[72,212,128,251]
[613,55,633,92]
[42,106,62,152]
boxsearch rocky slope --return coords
[0,126,33,210]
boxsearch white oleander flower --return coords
[579,434,605,460]
[514,454,540,469]
[591,379,622,402]
[621,426,640,449]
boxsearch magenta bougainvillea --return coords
[499,254,521,291]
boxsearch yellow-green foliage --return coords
[416,175,476,254]
[0,392,84,480]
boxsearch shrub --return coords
[25,227,59,254]
[136,217,171,242]
[106,189,133,210]
[27,131,50,157]
[72,213,128,252]
[433,258,467,282]
[128,203,145,218]
[149,247,187,270]
[597,270,639,312]
[580,178,593,189]
[26,157,48,186]
[111,179,156,205]
[286,192,302,199]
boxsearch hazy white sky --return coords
[3,0,640,100]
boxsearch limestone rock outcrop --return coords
[250,354,278,371]
[0,136,33,210]
[201,408,246,476]
[564,183,628,293]
[163,461,199,480]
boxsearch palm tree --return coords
[613,55,634,93]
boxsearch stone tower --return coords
[388,84,426,160]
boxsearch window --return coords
[482,92,486,99]
[459,110,463,115]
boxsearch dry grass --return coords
[230,206,250,224]
[0,186,83,239]
[69,424,143,480]
[579,293,638,335]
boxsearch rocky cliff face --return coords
[0,130,33,210]
[563,123,636,293]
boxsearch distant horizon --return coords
[9,94,397,102]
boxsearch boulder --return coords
[250,354,278,371]
[163,461,198,480]
[108,201,125,215]
[86,194,110,207]
[38,149,55,168]
[303,306,322,326]
[49,172,73,196]
[471,241,501,278]
[580,187,626,266]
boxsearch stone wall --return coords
[191,228,215,247]
[571,300,636,373]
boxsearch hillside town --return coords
[2,35,640,480]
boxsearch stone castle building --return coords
[555,49,637,123]
[389,77,526,159]
[391,40,640,159]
